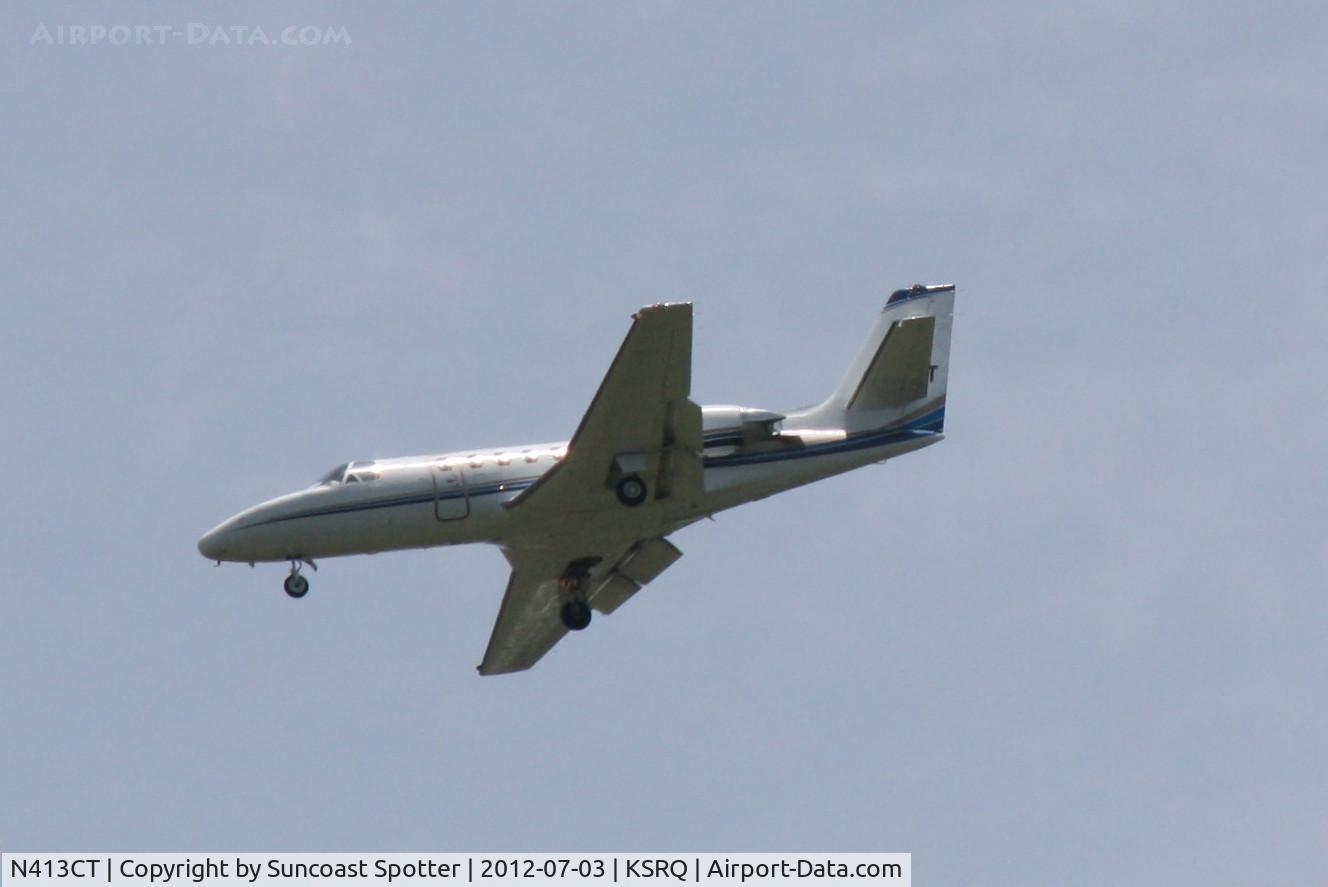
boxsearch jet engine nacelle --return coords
[701,404,785,445]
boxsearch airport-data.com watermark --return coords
[29,22,351,48]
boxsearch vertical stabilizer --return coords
[792,284,954,433]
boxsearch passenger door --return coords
[432,462,469,520]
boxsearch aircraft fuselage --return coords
[197,406,944,565]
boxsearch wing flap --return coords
[588,537,683,614]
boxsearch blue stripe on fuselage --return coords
[702,407,945,468]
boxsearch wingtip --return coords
[477,663,525,677]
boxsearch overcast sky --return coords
[3,3,1326,884]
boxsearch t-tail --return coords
[789,283,954,436]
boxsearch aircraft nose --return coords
[197,524,231,561]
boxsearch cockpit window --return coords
[318,462,350,485]
[317,460,380,485]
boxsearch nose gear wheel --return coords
[284,560,310,598]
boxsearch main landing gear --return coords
[616,474,648,507]
[284,560,310,599]
[560,599,592,631]
[558,556,600,631]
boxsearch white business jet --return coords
[199,284,955,674]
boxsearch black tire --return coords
[284,574,310,599]
[616,475,648,507]
[560,600,592,631]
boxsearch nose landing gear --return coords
[284,560,310,598]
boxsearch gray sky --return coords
[3,3,1326,883]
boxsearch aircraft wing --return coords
[505,302,704,514]
[478,537,684,675]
